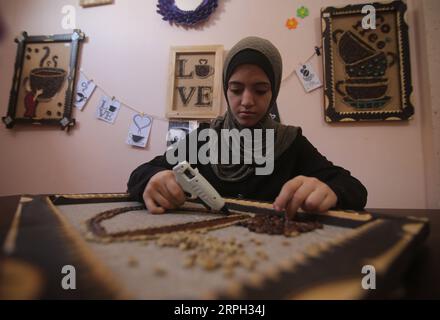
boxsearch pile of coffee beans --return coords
[238,215,322,237]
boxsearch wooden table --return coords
[366,208,440,299]
[0,194,438,299]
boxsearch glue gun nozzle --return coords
[220,205,230,214]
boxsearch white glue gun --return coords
[173,161,229,214]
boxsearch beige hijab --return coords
[210,36,299,182]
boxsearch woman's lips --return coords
[238,111,256,118]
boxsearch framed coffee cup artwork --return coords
[321,1,414,122]
[166,45,223,119]
[2,30,85,130]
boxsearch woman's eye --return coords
[256,90,268,95]
[230,89,243,95]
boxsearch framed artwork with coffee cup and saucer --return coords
[321,1,414,122]
[2,30,85,131]
[166,45,223,119]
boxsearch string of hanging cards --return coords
[74,45,322,148]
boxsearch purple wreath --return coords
[156,0,218,26]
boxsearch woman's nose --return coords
[241,89,255,107]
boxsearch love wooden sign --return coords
[167,45,223,119]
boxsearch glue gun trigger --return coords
[183,191,196,200]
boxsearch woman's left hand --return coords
[273,175,338,219]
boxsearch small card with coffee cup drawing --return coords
[75,72,96,111]
[96,95,121,124]
[126,114,152,148]
[295,63,322,93]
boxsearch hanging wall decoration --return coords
[95,95,121,124]
[156,0,218,26]
[285,17,298,30]
[2,30,85,130]
[295,63,322,93]
[80,0,114,8]
[166,120,199,147]
[166,45,223,119]
[297,6,310,19]
[321,1,414,122]
[126,114,152,148]
[74,71,96,111]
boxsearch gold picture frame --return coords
[166,45,223,119]
[80,0,114,8]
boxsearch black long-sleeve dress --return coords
[127,126,368,209]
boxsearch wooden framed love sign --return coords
[166,45,223,119]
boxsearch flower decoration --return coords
[286,17,298,30]
[156,0,219,26]
[297,6,309,19]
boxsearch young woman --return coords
[127,37,367,218]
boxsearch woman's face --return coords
[227,64,272,128]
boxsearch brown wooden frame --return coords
[166,45,223,119]
[321,1,414,122]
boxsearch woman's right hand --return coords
[143,170,186,214]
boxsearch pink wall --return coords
[0,0,438,209]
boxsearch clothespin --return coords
[314,46,321,56]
